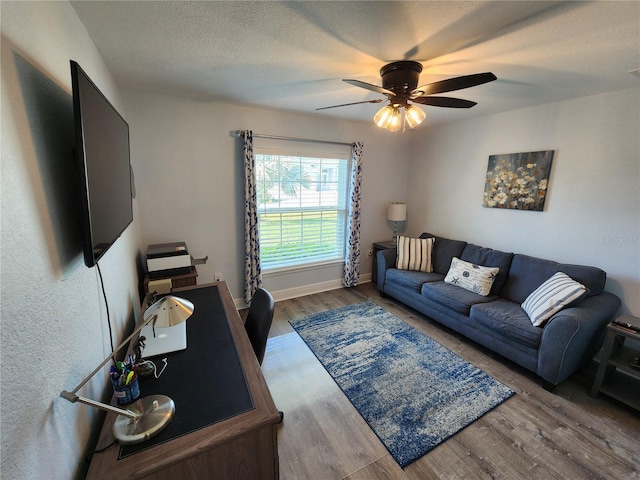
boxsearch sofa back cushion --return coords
[501,254,607,304]
[421,233,467,276]
[460,244,514,295]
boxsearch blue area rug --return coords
[290,301,515,468]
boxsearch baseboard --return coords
[234,273,372,308]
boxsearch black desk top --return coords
[119,285,254,458]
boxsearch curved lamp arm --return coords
[60,390,138,420]
[59,314,158,420]
[58,295,194,444]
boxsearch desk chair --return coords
[244,288,275,365]
[243,288,283,422]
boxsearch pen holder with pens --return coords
[113,374,140,405]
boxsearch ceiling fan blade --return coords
[316,98,385,111]
[411,97,478,108]
[411,72,497,97]
[343,79,395,96]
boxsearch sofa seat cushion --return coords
[470,299,542,349]
[386,268,443,292]
[421,281,497,315]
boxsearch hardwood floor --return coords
[259,283,640,480]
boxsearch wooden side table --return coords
[590,314,640,411]
[372,241,395,284]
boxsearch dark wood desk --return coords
[86,282,280,479]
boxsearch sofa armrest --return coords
[376,248,396,292]
[537,292,621,385]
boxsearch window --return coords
[255,150,350,270]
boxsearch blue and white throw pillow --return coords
[444,257,499,296]
[522,272,589,327]
[396,236,434,273]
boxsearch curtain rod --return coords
[234,130,354,147]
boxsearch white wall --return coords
[2,4,636,479]
[408,88,640,315]
[123,91,411,302]
[1,3,143,479]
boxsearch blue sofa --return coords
[377,233,621,390]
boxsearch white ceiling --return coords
[71,1,640,127]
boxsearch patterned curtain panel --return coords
[242,130,262,304]
[343,141,364,287]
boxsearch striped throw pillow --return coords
[522,272,589,327]
[396,236,434,273]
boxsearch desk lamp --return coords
[60,295,194,444]
[387,202,407,245]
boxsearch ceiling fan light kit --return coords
[374,103,426,132]
[374,104,403,132]
[319,60,497,132]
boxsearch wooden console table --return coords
[86,282,280,479]
[143,266,198,294]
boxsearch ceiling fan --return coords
[317,61,497,132]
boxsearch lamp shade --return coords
[143,295,195,328]
[387,108,402,132]
[387,202,407,222]
[404,104,426,129]
[373,105,394,128]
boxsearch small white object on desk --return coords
[148,278,172,294]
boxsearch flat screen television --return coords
[70,60,133,267]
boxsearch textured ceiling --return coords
[71,1,640,127]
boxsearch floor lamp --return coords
[387,202,407,245]
[60,295,195,445]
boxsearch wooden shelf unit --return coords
[590,314,640,412]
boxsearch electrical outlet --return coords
[368,250,374,257]
[214,273,222,282]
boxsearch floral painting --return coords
[482,150,554,211]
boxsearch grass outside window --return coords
[259,211,343,267]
